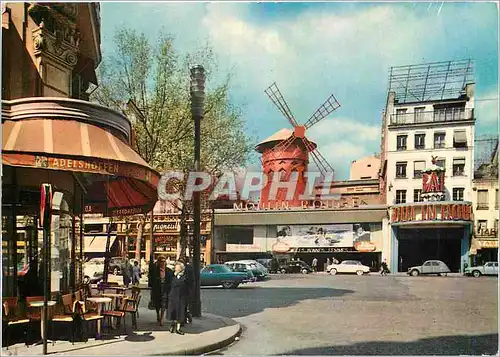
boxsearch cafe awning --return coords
[84,235,117,253]
[2,100,160,216]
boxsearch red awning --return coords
[2,118,160,216]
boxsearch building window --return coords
[435,158,445,169]
[414,189,423,202]
[395,190,406,204]
[395,108,408,124]
[396,162,407,178]
[396,135,407,151]
[452,188,464,201]
[478,220,488,231]
[414,133,425,149]
[452,158,466,176]
[413,161,426,178]
[453,130,467,148]
[434,132,446,149]
[414,107,425,123]
[477,189,489,210]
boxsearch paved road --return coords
[197,274,498,355]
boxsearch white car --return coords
[465,262,499,277]
[326,260,370,276]
[83,257,105,280]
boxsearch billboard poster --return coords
[273,223,373,253]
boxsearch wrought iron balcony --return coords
[390,108,474,125]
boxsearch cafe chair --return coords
[103,297,126,336]
[3,297,30,349]
[50,293,79,345]
[121,293,141,329]
[77,298,103,341]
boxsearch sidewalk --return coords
[4,309,241,356]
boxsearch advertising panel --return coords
[274,224,372,251]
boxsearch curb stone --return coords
[152,314,242,356]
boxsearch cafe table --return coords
[85,297,112,339]
[28,301,57,344]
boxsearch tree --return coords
[91,28,253,262]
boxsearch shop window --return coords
[477,190,489,210]
[452,188,464,201]
[413,161,425,178]
[224,226,253,245]
[414,133,425,149]
[396,162,407,179]
[395,190,406,204]
[452,158,466,176]
[396,135,407,151]
[434,132,446,149]
[413,189,423,202]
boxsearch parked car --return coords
[326,260,370,276]
[464,262,499,277]
[109,257,129,275]
[279,260,312,274]
[407,260,451,276]
[83,258,105,284]
[225,262,257,282]
[201,264,250,289]
[226,260,269,281]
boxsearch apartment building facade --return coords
[381,60,475,273]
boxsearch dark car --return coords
[109,257,129,275]
[201,264,250,289]
[279,260,312,274]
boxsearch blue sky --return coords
[100,2,499,180]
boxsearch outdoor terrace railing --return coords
[390,108,474,125]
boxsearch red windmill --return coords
[256,82,341,207]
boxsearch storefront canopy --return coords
[2,98,160,216]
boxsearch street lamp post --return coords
[190,65,205,318]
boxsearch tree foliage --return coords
[92,28,253,260]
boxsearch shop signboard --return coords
[478,240,498,249]
[391,202,472,224]
[226,244,263,252]
[273,224,372,252]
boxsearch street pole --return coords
[190,65,205,318]
[40,184,52,355]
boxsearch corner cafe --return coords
[389,201,473,274]
[212,199,388,271]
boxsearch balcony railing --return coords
[390,108,474,125]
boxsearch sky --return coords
[100,1,499,180]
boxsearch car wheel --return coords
[281,268,287,274]
[437,273,447,277]
[473,270,481,278]
[356,270,364,276]
[301,268,309,274]
[410,269,419,277]
[222,281,234,289]
[112,267,119,275]
[330,268,337,276]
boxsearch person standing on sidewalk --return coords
[168,261,189,335]
[181,257,195,324]
[312,257,318,272]
[150,256,173,326]
[380,259,389,276]
[132,260,142,286]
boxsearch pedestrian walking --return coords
[312,257,318,272]
[168,261,189,335]
[122,260,132,287]
[182,257,195,324]
[150,256,174,326]
[132,260,141,285]
[381,259,389,276]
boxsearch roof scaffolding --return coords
[388,59,474,103]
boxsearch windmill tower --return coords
[256,83,341,207]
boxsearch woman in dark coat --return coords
[150,256,173,326]
[167,262,189,335]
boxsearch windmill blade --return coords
[265,83,299,127]
[267,134,296,162]
[304,94,341,129]
[300,137,334,177]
